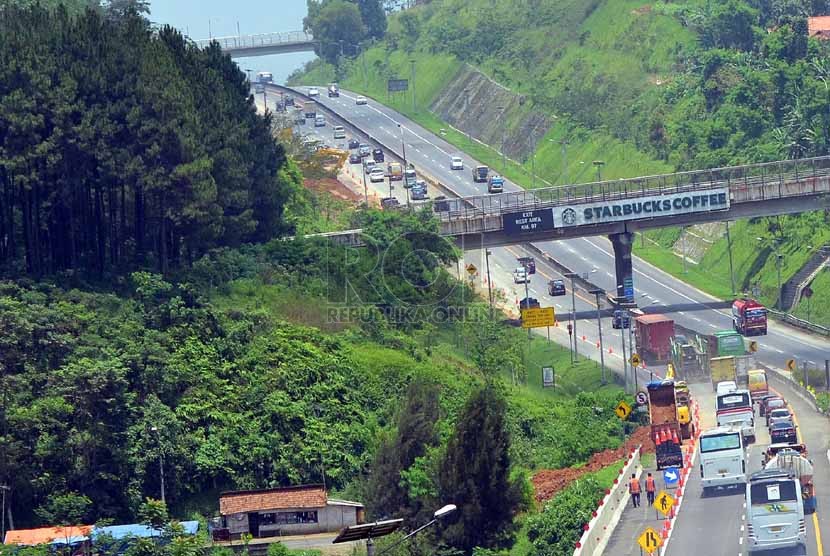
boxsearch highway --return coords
[270,85,830,555]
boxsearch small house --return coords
[808,16,830,39]
[217,485,364,539]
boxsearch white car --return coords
[369,168,386,182]
[363,159,377,172]
[513,267,529,284]
[308,87,320,97]
[450,156,463,170]
[355,96,368,105]
[716,381,737,395]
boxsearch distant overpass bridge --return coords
[193,31,315,58]
[316,155,830,302]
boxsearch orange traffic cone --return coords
[672,429,680,445]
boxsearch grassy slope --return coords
[292,0,830,325]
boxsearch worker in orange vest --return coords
[629,474,641,507]
[645,472,656,505]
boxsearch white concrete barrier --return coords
[573,445,642,556]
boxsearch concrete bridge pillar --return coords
[610,232,634,303]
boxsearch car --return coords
[380,197,400,210]
[349,153,361,164]
[333,125,346,139]
[513,267,529,284]
[519,297,540,310]
[757,394,778,416]
[767,408,793,428]
[764,397,786,423]
[308,87,320,97]
[769,421,797,444]
[716,381,738,396]
[314,115,326,127]
[369,168,386,182]
[450,156,463,170]
[359,144,371,157]
[517,257,536,274]
[404,168,417,189]
[488,175,504,193]
[411,180,428,200]
[363,159,377,172]
[348,138,360,150]
[355,96,368,105]
[372,148,384,163]
[548,279,566,297]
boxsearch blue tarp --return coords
[92,521,199,540]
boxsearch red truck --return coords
[635,314,675,362]
[731,298,767,336]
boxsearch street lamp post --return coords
[593,160,605,182]
[372,504,457,556]
[588,288,607,384]
[497,106,506,173]
[1,484,9,543]
[530,129,537,188]
[726,221,736,294]
[150,426,165,504]
[463,88,471,143]
[409,59,416,112]
[485,249,494,319]
[777,253,783,309]
[245,68,253,85]
[565,272,578,361]
[362,163,369,206]
[560,138,570,184]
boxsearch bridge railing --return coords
[193,31,314,51]
[437,155,830,223]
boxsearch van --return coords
[333,126,346,139]
[746,469,806,553]
[404,168,417,188]
[387,162,403,181]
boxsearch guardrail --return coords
[436,156,830,226]
[767,308,830,337]
[574,446,642,556]
[193,31,314,51]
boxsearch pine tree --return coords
[437,385,523,554]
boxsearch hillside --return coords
[291,0,830,325]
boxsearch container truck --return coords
[732,298,768,336]
[710,356,737,390]
[763,449,816,513]
[648,380,684,470]
[635,314,675,363]
[303,101,316,119]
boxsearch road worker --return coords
[629,473,641,508]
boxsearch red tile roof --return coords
[808,16,830,38]
[4,525,93,546]
[219,485,327,515]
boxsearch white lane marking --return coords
[773,348,784,353]
[739,537,743,545]
[708,323,718,328]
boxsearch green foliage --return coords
[437,385,525,554]
[0,4,300,278]
[138,499,169,530]
[34,492,92,526]
[306,0,367,65]
[526,477,605,556]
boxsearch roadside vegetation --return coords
[290,0,830,324]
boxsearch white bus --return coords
[700,426,746,493]
[746,469,806,553]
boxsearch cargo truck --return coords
[747,369,769,403]
[732,298,768,336]
[710,356,737,390]
[674,380,695,440]
[670,334,704,378]
[387,162,403,181]
[763,449,816,513]
[648,380,684,470]
[635,314,675,363]
[303,101,316,119]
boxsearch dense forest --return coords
[0,3,300,278]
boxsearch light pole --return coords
[726,221,736,294]
[245,68,253,85]
[589,288,607,385]
[593,160,605,182]
[485,249,494,319]
[463,88,471,143]
[409,59,416,112]
[398,124,409,206]
[497,106,506,173]
[565,272,578,361]
[1,484,9,542]
[681,226,688,274]
[150,426,165,504]
[372,504,457,556]
[560,138,570,184]
[530,129,537,188]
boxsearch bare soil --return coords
[531,426,655,503]
[303,177,362,203]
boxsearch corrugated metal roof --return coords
[326,498,364,508]
[4,526,93,546]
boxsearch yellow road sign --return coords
[654,490,675,517]
[637,527,663,553]
[615,400,632,420]
[521,307,555,328]
[466,263,477,276]
[786,358,797,372]
[630,353,641,368]
[749,341,758,353]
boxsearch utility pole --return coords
[485,249,494,319]
[361,43,368,90]
[589,288,607,384]
[777,252,783,309]
[560,139,569,184]
[410,59,416,112]
[1,484,9,543]
[628,310,636,390]
[681,226,688,274]
[463,89,471,143]
[497,106,506,173]
[726,221,736,294]
[150,427,165,503]
[593,160,605,182]
[531,129,537,188]
[565,272,578,361]
[621,318,629,393]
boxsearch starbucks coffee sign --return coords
[554,188,729,227]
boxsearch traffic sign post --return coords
[635,391,648,406]
[637,527,663,554]
[521,307,555,328]
[466,263,477,276]
[786,358,796,372]
[663,467,680,487]
[749,341,758,353]
[615,400,632,420]
[630,353,641,368]
[653,490,675,517]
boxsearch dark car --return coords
[518,257,536,274]
[380,197,400,210]
[548,279,566,297]
[612,309,631,329]
[764,397,786,424]
[519,297,540,310]
[769,421,797,444]
[348,153,361,164]
[348,138,360,150]
[372,148,384,162]
[758,394,780,416]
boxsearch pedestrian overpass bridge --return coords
[306,155,830,302]
[193,31,315,58]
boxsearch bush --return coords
[526,477,605,556]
